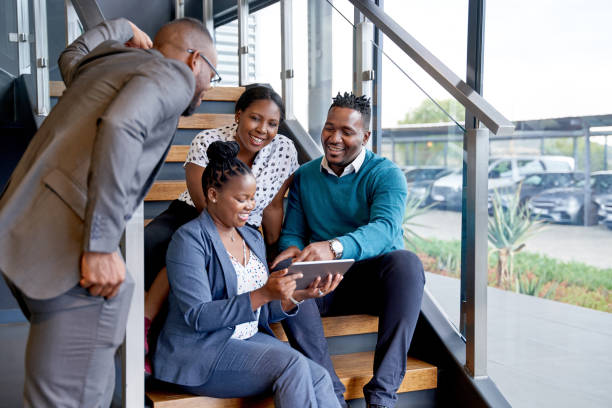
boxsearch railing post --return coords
[307,0,331,141]
[64,0,104,30]
[203,0,215,43]
[371,0,384,154]
[12,0,31,76]
[464,128,489,378]
[32,0,50,116]
[353,15,374,103]
[65,0,82,45]
[237,0,250,86]
[175,0,185,19]
[280,0,294,120]
[121,203,145,408]
[461,0,486,339]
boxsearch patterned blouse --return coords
[228,245,268,340]
[177,124,299,227]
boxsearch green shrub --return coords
[414,237,612,312]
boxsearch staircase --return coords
[147,315,437,407]
[49,83,438,407]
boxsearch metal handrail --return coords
[348,0,514,137]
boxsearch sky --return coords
[251,0,612,128]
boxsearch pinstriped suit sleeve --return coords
[82,61,194,252]
[59,18,134,87]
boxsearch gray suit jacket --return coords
[0,18,195,299]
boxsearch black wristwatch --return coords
[328,239,344,259]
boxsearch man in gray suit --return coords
[0,16,218,407]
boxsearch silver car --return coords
[528,171,612,225]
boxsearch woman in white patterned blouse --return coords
[143,86,299,369]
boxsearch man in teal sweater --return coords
[272,92,425,408]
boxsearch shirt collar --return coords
[321,148,367,178]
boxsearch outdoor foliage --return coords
[414,238,612,313]
[402,195,433,251]
[398,98,465,125]
[488,187,543,290]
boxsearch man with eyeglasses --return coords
[0,17,219,407]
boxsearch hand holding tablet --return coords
[271,258,354,290]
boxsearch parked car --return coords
[403,167,454,205]
[488,172,585,214]
[601,197,612,230]
[431,155,575,210]
[528,171,612,225]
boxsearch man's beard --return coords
[182,92,201,116]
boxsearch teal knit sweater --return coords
[279,150,408,261]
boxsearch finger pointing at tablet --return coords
[294,241,334,262]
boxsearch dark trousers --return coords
[281,250,425,408]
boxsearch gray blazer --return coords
[153,210,297,386]
[0,19,195,299]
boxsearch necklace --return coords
[230,231,235,242]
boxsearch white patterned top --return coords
[177,124,299,227]
[228,247,268,340]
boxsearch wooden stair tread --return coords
[202,86,245,102]
[49,81,243,102]
[146,352,436,407]
[270,314,379,341]
[166,145,189,162]
[178,114,235,130]
[145,181,186,201]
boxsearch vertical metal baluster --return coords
[237,0,249,86]
[371,0,384,154]
[121,203,145,408]
[203,0,215,43]
[280,0,294,119]
[33,0,50,116]
[65,0,82,45]
[15,0,31,76]
[175,0,185,19]
[464,127,489,378]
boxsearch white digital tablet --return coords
[287,259,355,290]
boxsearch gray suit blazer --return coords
[0,18,195,299]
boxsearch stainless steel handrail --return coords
[348,0,514,136]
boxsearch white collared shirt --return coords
[320,147,367,178]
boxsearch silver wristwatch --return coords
[328,239,343,259]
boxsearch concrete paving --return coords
[426,272,612,408]
[411,209,612,269]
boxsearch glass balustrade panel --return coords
[484,1,612,407]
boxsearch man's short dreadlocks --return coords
[329,92,371,131]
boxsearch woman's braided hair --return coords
[202,141,252,195]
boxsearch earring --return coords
[212,199,217,203]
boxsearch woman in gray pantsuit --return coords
[153,141,342,407]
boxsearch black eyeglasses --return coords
[187,49,222,84]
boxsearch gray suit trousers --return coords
[7,273,134,408]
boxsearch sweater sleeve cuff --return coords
[337,235,359,260]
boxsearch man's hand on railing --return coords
[80,251,126,298]
[126,21,153,49]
